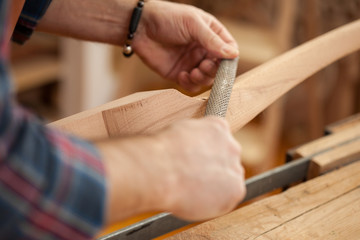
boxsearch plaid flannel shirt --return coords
[1,0,107,239]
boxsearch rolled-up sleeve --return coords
[0,59,107,239]
[12,0,53,44]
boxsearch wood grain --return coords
[51,20,360,140]
[256,187,360,240]
[166,160,360,240]
[52,90,206,140]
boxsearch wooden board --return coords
[325,113,360,134]
[166,160,360,240]
[287,118,360,178]
[308,137,360,178]
[52,89,206,140]
[293,122,360,159]
[255,188,360,239]
[51,20,360,140]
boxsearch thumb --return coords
[193,20,239,59]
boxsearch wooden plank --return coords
[166,161,360,240]
[307,137,360,179]
[52,89,206,140]
[257,188,360,240]
[325,113,360,134]
[51,20,360,140]
[102,90,206,137]
[293,123,360,159]
[286,113,360,161]
[291,120,360,178]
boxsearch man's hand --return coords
[134,1,239,92]
[157,117,246,221]
[98,117,246,224]
[39,0,238,92]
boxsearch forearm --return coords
[37,0,139,45]
[96,135,172,225]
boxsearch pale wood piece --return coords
[51,20,360,140]
[325,113,360,134]
[10,55,60,92]
[166,160,360,240]
[293,122,360,158]
[308,137,360,179]
[52,90,202,140]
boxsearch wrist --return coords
[128,0,155,53]
[122,0,146,57]
[97,135,173,224]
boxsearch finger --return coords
[185,45,207,72]
[199,58,219,78]
[178,71,202,93]
[168,44,207,81]
[210,17,239,50]
[235,162,245,178]
[192,16,239,59]
[189,68,213,86]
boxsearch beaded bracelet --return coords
[123,0,145,57]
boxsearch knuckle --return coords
[231,140,242,155]
[185,7,202,24]
[231,182,246,204]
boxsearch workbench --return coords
[168,115,360,239]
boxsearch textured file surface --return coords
[205,58,239,117]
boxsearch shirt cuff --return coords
[11,0,53,44]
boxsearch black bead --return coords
[129,7,142,33]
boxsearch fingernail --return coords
[221,46,239,57]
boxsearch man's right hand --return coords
[157,117,246,221]
[99,117,246,225]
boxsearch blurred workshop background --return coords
[10,0,360,180]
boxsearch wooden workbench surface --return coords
[167,160,360,239]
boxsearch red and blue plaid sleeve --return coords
[1,1,107,239]
[0,68,107,239]
[12,0,53,44]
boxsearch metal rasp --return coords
[98,156,312,240]
[205,57,239,117]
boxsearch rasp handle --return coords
[205,57,239,117]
